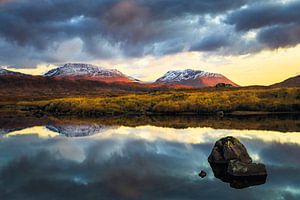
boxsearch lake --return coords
[0,115,300,200]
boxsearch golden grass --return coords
[15,87,300,116]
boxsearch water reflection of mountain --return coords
[1,114,300,134]
[46,124,113,137]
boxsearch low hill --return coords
[0,74,189,101]
[272,75,300,87]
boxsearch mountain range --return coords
[0,63,187,101]
[0,63,239,88]
[0,63,298,98]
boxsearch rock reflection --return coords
[210,163,267,189]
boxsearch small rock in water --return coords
[217,111,224,117]
[199,170,207,178]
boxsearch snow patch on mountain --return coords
[44,63,126,78]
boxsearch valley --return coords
[1,63,299,117]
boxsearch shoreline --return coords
[1,111,300,133]
[1,107,300,118]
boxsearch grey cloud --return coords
[0,0,299,67]
[224,1,300,51]
[0,0,14,4]
[139,0,252,20]
[226,1,300,31]
[191,34,231,52]
[258,23,300,49]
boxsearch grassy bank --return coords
[14,87,300,116]
[1,114,299,132]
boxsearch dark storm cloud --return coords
[0,0,248,48]
[0,4,105,49]
[258,23,300,49]
[225,1,300,50]
[136,0,252,19]
[190,34,231,51]
[0,0,299,67]
[226,1,300,31]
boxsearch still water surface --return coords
[0,116,300,200]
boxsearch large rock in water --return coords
[208,136,252,164]
[208,136,267,188]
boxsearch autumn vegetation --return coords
[12,87,300,116]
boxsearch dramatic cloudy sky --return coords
[0,0,300,85]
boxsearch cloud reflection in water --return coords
[0,125,300,199]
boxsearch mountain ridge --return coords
[44,63,138,83]
[2,64,239,88]
[155,69,238,87]
[0,68,27,76]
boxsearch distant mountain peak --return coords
[155,69,238,87]
[0,68,25,76]
[44,63,137,83]
[45,63,123,77]
[158,69,223,82]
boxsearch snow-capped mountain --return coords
[44,63,138,83]
[155,69,238,87]
[0,68,25,76]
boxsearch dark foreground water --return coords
[0,115,300,200]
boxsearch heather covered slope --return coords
[0,74,191,101]
[0,75,127,101]
[14,87,300,116]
